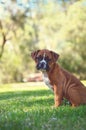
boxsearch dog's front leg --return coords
[53,85,63,107]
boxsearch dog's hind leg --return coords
[69,89,81,107]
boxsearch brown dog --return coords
[31,49,86,107]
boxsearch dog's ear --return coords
[50,51,59,62]
[31,50,40,60]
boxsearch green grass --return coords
[0,81,86,130]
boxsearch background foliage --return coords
[0,0,86,83]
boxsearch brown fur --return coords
[31,49,86,107]
[47,63,86,107]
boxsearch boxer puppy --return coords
[31,49,86,107]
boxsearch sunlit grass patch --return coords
[0,81,86,130]
[81,80,86,86]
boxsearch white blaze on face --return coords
[43,52,46,58]
[40,52,47,65]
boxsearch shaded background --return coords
[0,0,86,83]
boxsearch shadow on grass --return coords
[0,89,53,97]
[0,89,54,108]
[0,89,53,100]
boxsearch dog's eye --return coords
[36,55,43,61]
[45,56,51,62]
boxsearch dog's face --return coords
[31,49,59,71]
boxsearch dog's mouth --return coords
[36,62,49,71]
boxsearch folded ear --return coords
[31,50,40,60]
[50,51,59,62]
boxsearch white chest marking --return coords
[42,72,53,91]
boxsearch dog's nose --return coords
[37,62,46,70]
[41,62,46,68]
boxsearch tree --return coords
[59,1,86,79]
[0,0,86,83]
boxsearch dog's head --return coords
[31,49,59,71]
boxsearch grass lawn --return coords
[0,81,86,130]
